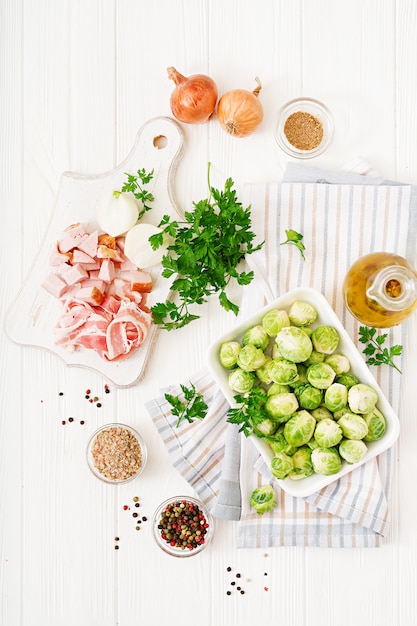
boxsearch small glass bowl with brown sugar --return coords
[275,97,334,159]
[86,423,147,484]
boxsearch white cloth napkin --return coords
[146,161,417,548]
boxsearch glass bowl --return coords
[86,423,147,484]
[275,97,334,159]
[152,496,214,557]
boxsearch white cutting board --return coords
[5,116,185,387]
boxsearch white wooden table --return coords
[2,1,417,625]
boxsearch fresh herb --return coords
[280,229,306,260]
[149,163,264,330]
[120,168,155,219]
[226,387,267,437]
[164,382,208,428]
[358,326,403,374]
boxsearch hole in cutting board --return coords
[153,135,167,149]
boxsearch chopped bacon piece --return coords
[71,249,97,265]
[58,223,88,253]
[130,269,153,293]
[42,273,68,298]
[98,259,116,282]
[98,233,116,249]
[77,230,98,258]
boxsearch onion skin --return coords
[167,66,218,124]
[217,77,263,138]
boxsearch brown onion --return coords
[167,66,218,124]
[217,77,263,138]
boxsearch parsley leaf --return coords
[120,167,155,219]
[280,229,306,260]
[226,387,268,437]
[150,163,264,330]
[358,326,403,373]
[164,382,208,428]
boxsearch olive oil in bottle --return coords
[343,252,417,328]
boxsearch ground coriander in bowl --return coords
[275,97,334,159]
[87,423,147,484]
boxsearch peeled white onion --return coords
[97,191,139,237]
[124,223,170,269]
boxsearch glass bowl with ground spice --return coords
[152,496,214,557]
[87,423,147,484]
[275,97,334,159]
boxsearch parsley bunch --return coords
[149,164,264,330]
[164,382,208,428]
[120,167,155,219]
[358,326,403,374]
[226,387,268,437]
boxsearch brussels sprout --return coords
[262,308,290,337]
[324,383,348,412]
[289,446,314,480]
[219,341,241,369]
[265,392,299,422]
[268,358,299,385]
[275,326,313,363]
[256,357,273,385]
[264,428,297,456]
[242,324,270,351]
[290,364,308,389]
[348,384,378,414]
[228,368,256,394]
[311,406,334,421]
[271,452,294,479]
[363,407,387,442]
[311,325,340,354]
[250,485,277,515]
[253,416,278,438]
[288,301,318,326]
[314,417,343,448]
[306,362,336,389]
[335,373,360,389]
[294,384,323,410]
[324,353,350,375]
[237,344,268,372]
[338,413,369,440]
[339,439,368,464]
[311,447,342,475]
[267,383,290,396]
[283,410,316,447]
[303,350,325,367]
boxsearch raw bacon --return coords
[43,222,154,361]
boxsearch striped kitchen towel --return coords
[146,162,417,548]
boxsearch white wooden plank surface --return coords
[2,1,417,625]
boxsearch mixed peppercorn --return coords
[157,499,210,551]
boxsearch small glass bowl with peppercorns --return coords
[152,496,214,557]
[86,423,147,484]
[275,97,334,159]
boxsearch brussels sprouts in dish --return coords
[268,358,299,385]
[339,439,368,464]
[264,428,297,456]
[262,308,290,337]
[335,373,359,389]
[311,325,340,354]
[275,326,313,363]
[294,384,323,410]
[267,383,290,396]
[338,413,369,440]
[289,446,314,480]
[236,344,268,372]
[228,368,256,394]
[284,410,316,447]
[363,407,387,441]
[324,382,348,412]
[288,301,318,326]
[265,392,299,422]
[311,406,334,421]
[348,383,378,414]
[306,362,336,389]
[311,446,342,475]
[324,353,350,375]
[270,452,294,479]
[314,417,343,448]
[250,485,277,515]
[219,341,241,369]
[242,324,270,351]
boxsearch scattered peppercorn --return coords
[105,387,110,394]
[114,545,119,550]
[61,420,66,425]
[123,505,129,511]
[135,526,141,531]
[135,503,140,508]
[133,496,139,502]
[226,591,231,596]
[240,590,245,595]
[231,581,236,586]
[96,403,102,408]
[227,566,232,572]
[85,395,90,399]
[132,513,138,518]
[114,537,119,542]
[237,586,241,591]
[59,392,64,396]
[142,516,147,522]
[236,573,241,578]
[80,420,85,425]
[86,389,91,395]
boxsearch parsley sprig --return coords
[149,163,264,330]
[164,382,208,428]
[120,167,155,219]
[280,229,306,260]
[358,326,403,374]
[226,387,268,437]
